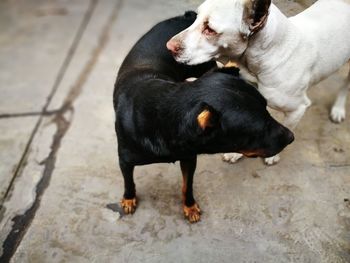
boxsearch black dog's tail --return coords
[202,66,240,79]
[184,11,197,19]
[215,67,240,77]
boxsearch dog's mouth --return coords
[173,53,191,65]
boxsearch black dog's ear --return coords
[196,103,220,131]
[243,0,271,35]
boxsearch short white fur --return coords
[169,0,350,165]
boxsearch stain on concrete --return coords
[34,7,68,17]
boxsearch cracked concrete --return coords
[0,0,349,262]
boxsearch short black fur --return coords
[113,12,294,221]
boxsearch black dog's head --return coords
[179,70,294,158]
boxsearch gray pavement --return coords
[0,0,349,262]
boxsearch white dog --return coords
[167,0,350,165]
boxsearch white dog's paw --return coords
[264,155,280,166]
[330,106,346,123]
[222,153,243,163]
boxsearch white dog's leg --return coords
[264,95,311,165]
[222,153,243,163]
[264,155,281,166]
[330,63,350,123]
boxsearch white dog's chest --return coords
[239,61,311,112]
[238,66,258,86]
[237,0,350,112]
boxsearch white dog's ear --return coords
[243,0,271,35]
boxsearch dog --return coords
[167,0,350,165]
[113,11,294,223]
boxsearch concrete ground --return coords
[0,0,349,262]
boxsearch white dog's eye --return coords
[202,23,217,36]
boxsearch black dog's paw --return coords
[183,203,201,223]
[120,197,137,214]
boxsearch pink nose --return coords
[166,40,181,55]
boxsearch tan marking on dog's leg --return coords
[183,203,201,223]
[120,197,137,214]
[180,158,199,223]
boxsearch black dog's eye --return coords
[203,23,217,36]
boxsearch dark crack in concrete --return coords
[0,0,125,260]
[0,110,60,119]
[0,0,98,210]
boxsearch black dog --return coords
[113,12,294,223]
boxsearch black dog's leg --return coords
[180,157,201,223]
[119,160,137,214]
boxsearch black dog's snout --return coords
[278,125,294,145]
[269,121,294,148]
[262,124,294,158]
[286,130,294,145]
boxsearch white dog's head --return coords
[167,0,271,65]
